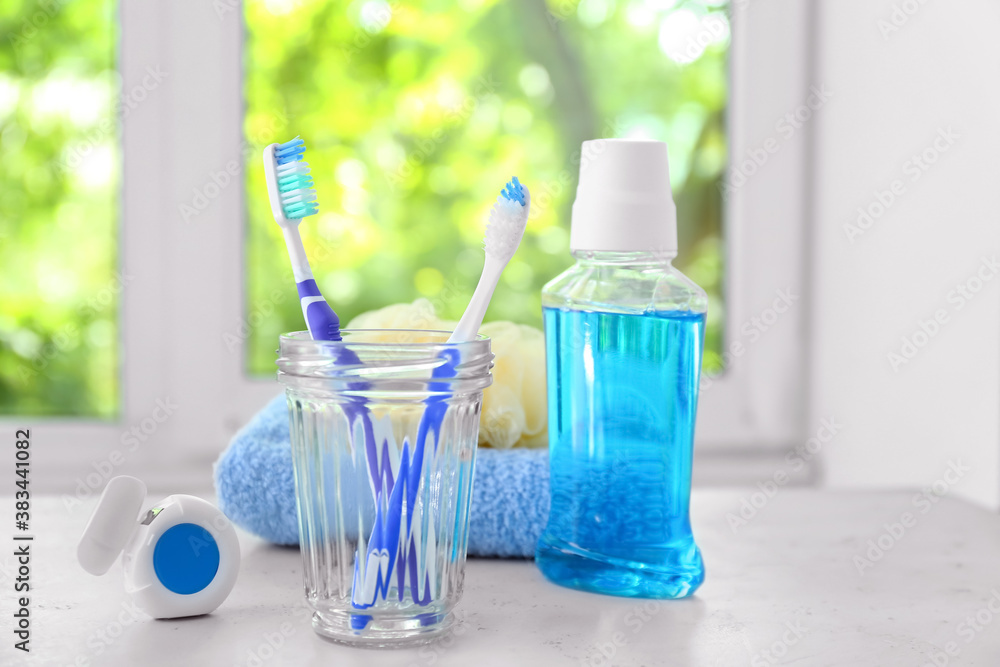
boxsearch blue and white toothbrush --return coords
[448,177,530,343]
[350,177,531,610]
[263,136,342,341]
[413,176,530,457]
[263,137,379,612]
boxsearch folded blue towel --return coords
[213,394,549,558]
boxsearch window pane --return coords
[245,0,726,375]
[0,0,119,417]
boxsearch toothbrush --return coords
[413,174,530,501]
[263,136,342,341]
[405,176,530,577]
[352,177,531,610]
[262,138,385,610]
[263,137,379,596]
[447,176,531,343]
[414,176,530,447]
[402,176,530,572]
[412,175,529,460]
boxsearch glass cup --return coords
[277,329,493,647]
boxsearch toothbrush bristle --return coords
[485,177,529,261]
[500,176,525,206]
[275,137,306,165]
[274,136,318,219]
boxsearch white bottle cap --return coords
[569,138,677,254]
[78,475,147,575]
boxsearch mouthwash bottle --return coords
[536,139,706,599]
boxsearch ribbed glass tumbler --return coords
[277,330,493,647]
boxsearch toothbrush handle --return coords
[281,225,313,283]
[281,225,341,341]
[449,258,504,343]
[297,279,342,342]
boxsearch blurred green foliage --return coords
[245,0,728,376]
[0,0,727,416]
[0,0,118,417]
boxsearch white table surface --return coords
[6,489,1000,667]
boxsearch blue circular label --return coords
[152,523,220,595]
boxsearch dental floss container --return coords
[77,475,240,619]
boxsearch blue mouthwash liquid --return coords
[535,307,705,598]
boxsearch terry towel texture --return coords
[214,394,549,558]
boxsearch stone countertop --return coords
[7,489,1000,666]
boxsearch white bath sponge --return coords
[346,299,548,449]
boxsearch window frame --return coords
[694,0,812,469]
[16,0,812,492]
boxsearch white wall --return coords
[811,0,1000,508]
